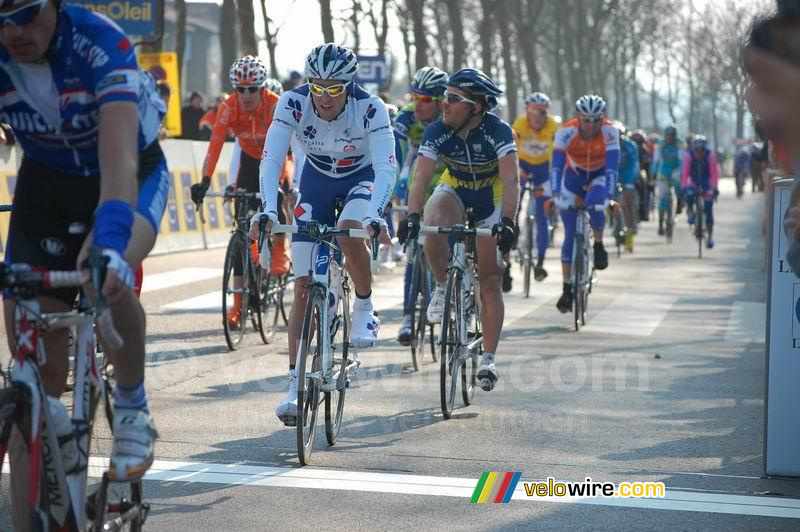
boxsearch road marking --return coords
[162,291,220,311]
[142,267,219,293]
[584,294,676,337]
[5,458,798,518]
[725,301,766,344]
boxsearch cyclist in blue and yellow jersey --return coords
[511,91,561,284]
[681,135,719,248]
[550,95,619,313]
[394,66,449,346]
[652,124,684,236]
[0,0,169,491]
[399,68,519,392]
[616,124,639,252]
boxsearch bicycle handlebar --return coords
[268,222,380,274]
[418,225,505,269]
[0,204,12,212]
[194,190,262,225]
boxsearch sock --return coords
[563,282,571,292]
[481,351,496,365]
[436,281,446,290]
[536,256,544,268]
[114,378,148,413]
[353,291,373,312]
[289,364,295,371]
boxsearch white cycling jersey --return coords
[259,83,397,221]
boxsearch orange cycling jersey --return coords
[201,90,280,178]
[553,117,619,172]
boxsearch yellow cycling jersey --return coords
[512,114,561,166]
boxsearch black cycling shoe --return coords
[593,242,609,270]
[556,286,573,313]
[533,265,548,281]
[502,265,512,293]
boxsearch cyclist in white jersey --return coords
[250,43,396,425]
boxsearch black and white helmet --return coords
[575,94,606,117]
[266,78,283,95]
[526,92,550,109]
[411,67,448,96]
[305,43,359,82]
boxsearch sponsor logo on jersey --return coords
[343,144,356,153]
[363,103,377,128]
[73,32,110,69]
[303,125,317,139]
[294,202,312,221]
[286,98,302,123]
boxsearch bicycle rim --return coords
[256,272,281,344]
[440,271,461,419]
[462,268,479,406]
[573,237,584,332]
[409,257,423,371]
[279,274,291,325]
[222,236,248,350]
[697,199,703,259]
[325,287,349,446]
[524,219,533,297]
[297,293,323,465]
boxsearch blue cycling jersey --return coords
[417,112,516,190]
[0,4,165,177]
[618,137,639,186]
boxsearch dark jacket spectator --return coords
[180,91,206,140]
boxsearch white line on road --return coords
[724,301,766,344]
[584,294,676,337]
[142,268,220,293]
[162,291,220,311]
[4,457,797,519]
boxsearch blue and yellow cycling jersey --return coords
[618,137,640,188]
[652,140,684,181]
[512,114,560,166]
[0,4,165,177]
[417,112,516,191]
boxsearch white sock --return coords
[353,292,373,312]
[481,352,496,365]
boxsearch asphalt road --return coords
[2,178,799,531]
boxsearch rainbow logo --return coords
[470,472,522,503]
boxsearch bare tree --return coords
[219,0,238,91]
[444,0,465,69]
[479,0,495,76]
[496,0,518,118]
[396,2,413,83]
[407,0,428,70]
[319,0,335,42]
[513,0,545,93]
[236,0,257,55]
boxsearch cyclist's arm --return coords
[680,152,692,189]
[550,148,566,196]
[365,105,398,219]
[708,151,719,190]
[407,155,436,215]
[394,127,407,168]
[98,101,138,205]
[604,129,620,198]
[201,100,234,179]
[499,153,520,219]
[651,146,661,176]
[258,114,293,221]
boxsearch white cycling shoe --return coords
[477,353,499,392]
[108,409,159,481]
[275,369,299,426]
[351,309,380,348]
[426,285,446,324]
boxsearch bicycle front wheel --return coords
[462,267,480,406]
[325,284,350,446]
[573,235,584,332]
[297,290,324,465]
[255,271,282,344]
[440,270,462,419]
[222,235,249,350]
[696,197,704,259]
[409,253,426,371]
[523,216,534,298]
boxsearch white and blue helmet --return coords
[575,94,606,117]
[305,43,359,82]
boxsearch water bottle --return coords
[47,396,78,473]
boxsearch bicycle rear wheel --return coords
[573,235,584,332]
[254,271,282,344]
[325,283,350,446]
[440,270,461,419]
[297,291,323,465]
[222,235,249,350]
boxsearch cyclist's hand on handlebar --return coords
[362,217,391,245]
[79,247,135,306]
[397,212,420,246]
[190,177,211,205]
[492,216,516,254]
[249,212,274,241]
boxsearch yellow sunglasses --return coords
[308,81,350,97]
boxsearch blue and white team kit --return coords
[259,82,397,274]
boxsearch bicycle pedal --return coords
[278,414,297,427]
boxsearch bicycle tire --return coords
[409,253,425,371]
[427,269,437,362]
[696,196,703,259]
[222,236,249,350]
[279,274,290,326]
[255,271,281,344]
[665,191,674,243]
[297,289,323,465]
[462,266,479,406]
[325,277,350,446]
[523,216,533,298]
[440,270,461,419]
[573,234,584,332]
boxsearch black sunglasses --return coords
[236,86,260,94]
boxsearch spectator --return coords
[285,70,303,90]
[156,80,171,140]
[198,93,231,141]
[180,90,205,140]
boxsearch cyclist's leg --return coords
[704,193,715,242]
[423,183,464,284]
[586,175,607,242]
[531,163,551,267]
[657,177,667,231]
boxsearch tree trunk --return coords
[445,0,465,69]
[398,10,413,84]
[711,93,719,150]
[631,64,642,127]
[259,0,279,78]
[513,0,541,92]
[432,2,450,70]
[175,0,186,80]
[408,0,428,71]
[649,50,658,129]
[497,0,517,118]
[479,0,495,76]
[735,94,745,139]
[236,0,258,55]
[319,0,335,42]
[349,0,361,55]
[220,0,238,91]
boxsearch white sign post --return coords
[765,177,800,477]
